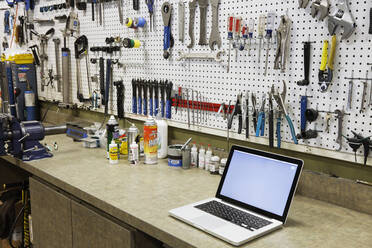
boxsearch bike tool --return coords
[268,93,274,148]
[99,57,105,106]
[255,94,266,137]
[297,36,314,86]
[271,81,298,144]
[146,0,154,31]
[257,14,266,63]
[104,59,112,115]
[319,35,337,92]
[74,35,91,103]
[240,22,248,52]
[154,80,159,116]
[228,93,243,134]
[276,111,282,148]
[143,80,148,116]
[133,0,139,10]
[162,2,173,59]
[227,16,235,73]
[149,81,154,116]
[300,93,308,132]
[166,81,173,119]
[264,12,275,76]
[137,79,142,115]
[160,81,166,117]
[247,18,254,56]
[132,79,137,114]
[113,80,124,118]
[251,93,257,132]
[233,17,242,62]
[244,92,250,138]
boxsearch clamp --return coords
[318,35,337,92]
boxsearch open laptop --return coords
[169,145,303,246]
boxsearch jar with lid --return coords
[209,156,220,174]
[219,158,227,175]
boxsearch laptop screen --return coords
[216,146,303,223]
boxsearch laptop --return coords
[169,145,303,246]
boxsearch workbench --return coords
[1,134,372,248]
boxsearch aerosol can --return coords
[143,116,158,164]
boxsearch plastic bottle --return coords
[191,142,198,167]
[198,144,205,169]
[156,111,168,159]
[129,141,139,165]
[205,144,212,171]
[109,140,119,165]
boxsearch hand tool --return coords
[297,38,313,86]
[104,59,111,114]
[198,0,209,45]
[65,11,79,36]
[257,14,265,63]
[335,109,344,151]
[98,0,102,25]
[99,57,105,106]
[299,0,309,8]
[154,81,159,116]
[264,12,275,76]
[247,18,254,56]
[146,0,154,31]
[162,2,173,59]
[324,111,332,132]
[255,94,266,137]
[305,108,318,123]
[328,0,356,40]
[369,8,372,34]
[251,93,257,132]
[160,81,166,117]
[360,81,367,113]
[132,79,137,114]
[166,81,173,119]
[29,45,40,66]
[233,17,242,62]
[244,92,249,138]
[186,88,190,127]
[310,0,329,21]
[143,81,148,116]
[177,50,225,62]
[240,23,247,51]
[91,0,96,21]
[268,94,274,148]
[226,100,231,151]
[4,11,10,34]
[344,131,371,165]
[228,93,242,134]
[53,38,62,93]
[274,14,292,73]
[74,35,91,103]
[114,80,124,118]
[76,1,87,10]
[117,0,123,24]
[276,111,282,148]
[178,1,185,42]
[149,82,154,116]
[138,80,142,114]
[188,0,197,48]
[300,95,307,132]
[227,16,234,72]
[271,81,298,144]
[296,129,318,140]
[60,34,71,105]
[318,35,337,92]
[133,0,139,10]
[347,71,353,110]
[192,89,195,125]
[209,0,221,50]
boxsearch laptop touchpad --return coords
[192,215,229,230]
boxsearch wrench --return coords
[360,81,367,113]
[328,0,356,40]
[177,50,225,62]
[187,0,197,48]
[117,0,123,25]
[311,0,329,21]
[209,0,221,50]
[335,109,344,151]
[52,38,62,92]
[299,0,309,8]
[178,1,185,42]
[324,112,332,132]
[198,0,209,46]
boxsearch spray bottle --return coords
[191,142,198,167]
[198,144,205,169]
[156,109,168,159]
[106,115,119,158]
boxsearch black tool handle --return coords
[104,59,111,115]
[269,109,274,148]
[303,42,310,83]
[245,112,249,138]
[252,110,257,132]
[114,81,124,118]
[133,0,139,10]
[91,2,94,21]
[369,8,372,35]
[237,114,242,134]
[99,57,105,105]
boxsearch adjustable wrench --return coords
[53,38,62,92]
[187,0,197,48]
[209,0,221,50]
[335,109,344,151]
[198,0,209,46]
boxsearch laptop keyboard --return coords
[195,200,272,231]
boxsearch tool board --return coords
[0,0,371,165]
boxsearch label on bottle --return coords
[144,124,158,164]
[109,145,119,163]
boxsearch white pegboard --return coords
[0,0,371,164]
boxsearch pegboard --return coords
[0,0,371,164]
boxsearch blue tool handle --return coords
[286,115,298,144]
[300,96,307,132]
[276,117,281,148]
[155,99,159,116]
[25,0,30,11]
[255,113,263,137]
[132,97,137,114]
[146,0,153,12]
[143,99,148,115]
[163,26,170,50]
[138,98,142,114]
[6,66,17,118]
[166,100,171,119]
[260,113,265,136]
[149,98,153,116]
[161,100,165,117]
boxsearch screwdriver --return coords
[234,17,242,62]
[264,12,275,76]
[248,18,254,56]
[240,22,248,52]
[257,14,266,63]
[227,16,235,73]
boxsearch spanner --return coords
[177,50,224,62]
[335,109,344,151]
[187,0,197,48]
[209,0,221,50]
[178,1,185,42]
[311,0,329,21]
[328,0,356,40]
[198,0,209,46]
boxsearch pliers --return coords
[255,95,266,137]
[271,81,298,144]
[228,93,243,134]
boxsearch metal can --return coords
[143,117,158,164]
[127,123,139,160]
[182,146,191,169]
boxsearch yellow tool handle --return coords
[328,35,337,70]
[320,40,328,71]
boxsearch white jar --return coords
[219,158,227,175]
[210,156,220,174]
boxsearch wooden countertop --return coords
[2,134,372,248]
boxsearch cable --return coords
[8,205,25,248]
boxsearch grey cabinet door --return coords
[29,177,73,248]
[71,201,134,248]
